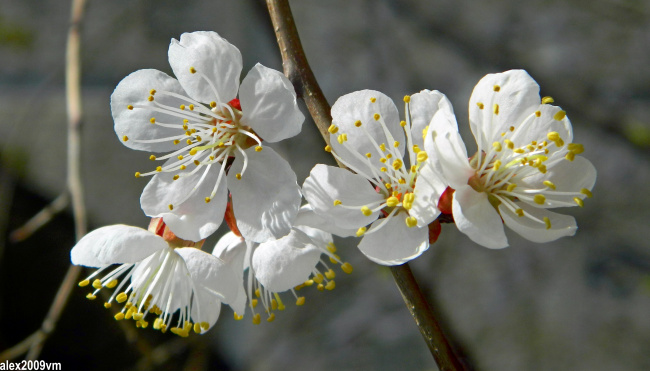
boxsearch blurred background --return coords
[1,0,649,370]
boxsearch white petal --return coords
[500,203,577,243]
[330,90,405,173]
[409,90,454,149]
[111,69,188,152]
[176,248,240,329]
[168,31,242,103]
[293,204,358,238]
[228,147,301,243]
[211,232,248,315]
[520,156,597,208]
[251,229,321,292]
[409,160,445,227]
[71,225,167,267]
[239,63,304,142]
[302,164,384,230]
[357,212,429,265]
[452,185,508,249]
[140,159,228,241]
[431,123,474,190]
[469,70,540,149]
[509,104,573,152]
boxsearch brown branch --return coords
[265,1,465,369]
[9,192,70,243]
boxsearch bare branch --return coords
[9,193,70,243]
[265,1,466,369]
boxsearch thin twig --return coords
[265,1,464,369]
[9,193,70,243]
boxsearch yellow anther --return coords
[405,216,418,228]
[313,273,324,284]
[235,173,242,180]
[251,298,258,308]
[565,151,575,161]
[234,313,244,320]
[267,313,276,322]
[403,95,411,103]
[105,279,118,289]
[149,155,156,161]
[173,140,180,145]
[493,160,502,171]
[542,96,554,104]
[515,208,524,217]
[533,194,546,205]
[370,97,377,103]
[210,101,217,108]
[417,151,428,162]
[116,292,128,303]
[361,206,372,216]
[92,279,103,289]
[365,152,372,158]
[189,67,197,74]
[122,135,128,142]
[535,110,541,117]
[133,312,144,321]
[193,323,202,334]
[392,159,403,170]
[493,84,501,92]
[341,262,353,274]
[328,124,339,134]
[296,297,306,306]
[168,204,174,210]
[580,188,593,198]
[422,126,429,137]
[180,165,186,170]
[477,102,484,109]
[379,143,387,152]
[78,279,90,287]
[317,284,325,291]
[380,158,387,163]
[149,117,156,124]
[514,148,525,154]
[103,302,111,309]
[400,120,406,127]
[386,196,399,207]
[149,89,157,96]
[304,279,314,286]
[327,243,337,253]
[492,142,502,152]
[324,145,332,152]
[180,104,185,110]
[156,166,162,172]
[506,183,517,192]
[114,313,125,321]
[271,299,278,310]
[86,293,96,300]
[333,199,342,206]
[380,167,387,172]
[127,105,134,110]
[538,165,547,173]
[255,288,261,297]
[205,197,211,203]
[147,96,154,102]
[325,281,336,290]
[153,318,163,330]
[252,314,261,325]
[337,133,348,144]
[189,104,195,110]
[504,139,514,149]
[567,143,584,154]
[543,180,556,190]
[493,104,500,115]
[193,160,200,166]
[573,197,584,207]
[553,110,566,121]
[544,216,552,230]
[373,113,380,121]
[255,146,263,152]
[356,227,367,237]
[325,269,336,280]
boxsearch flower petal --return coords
[357,212,429,265]
[469,70,540,149]
[330,90,405,173]
[212,232,248,316]
[140,159,228,241]
[409,90,454,149]
[430,119,474,190]
[111,69,188,152]
[409,160,445,227]
[303,164,384,230]
[239,63,304,142]
[228,147,301,243]
[509,103,573,154]
[500,203,577,243]
[71,225,167,267]
[452,185,508,249]
[293,204,358,238]
[168,31,242,103]
[520,156,597,208]
[251,229,321,292]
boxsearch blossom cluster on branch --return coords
[71,31,596,336]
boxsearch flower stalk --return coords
[265,0,465,369]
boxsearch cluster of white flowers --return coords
[71,32,596,336]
